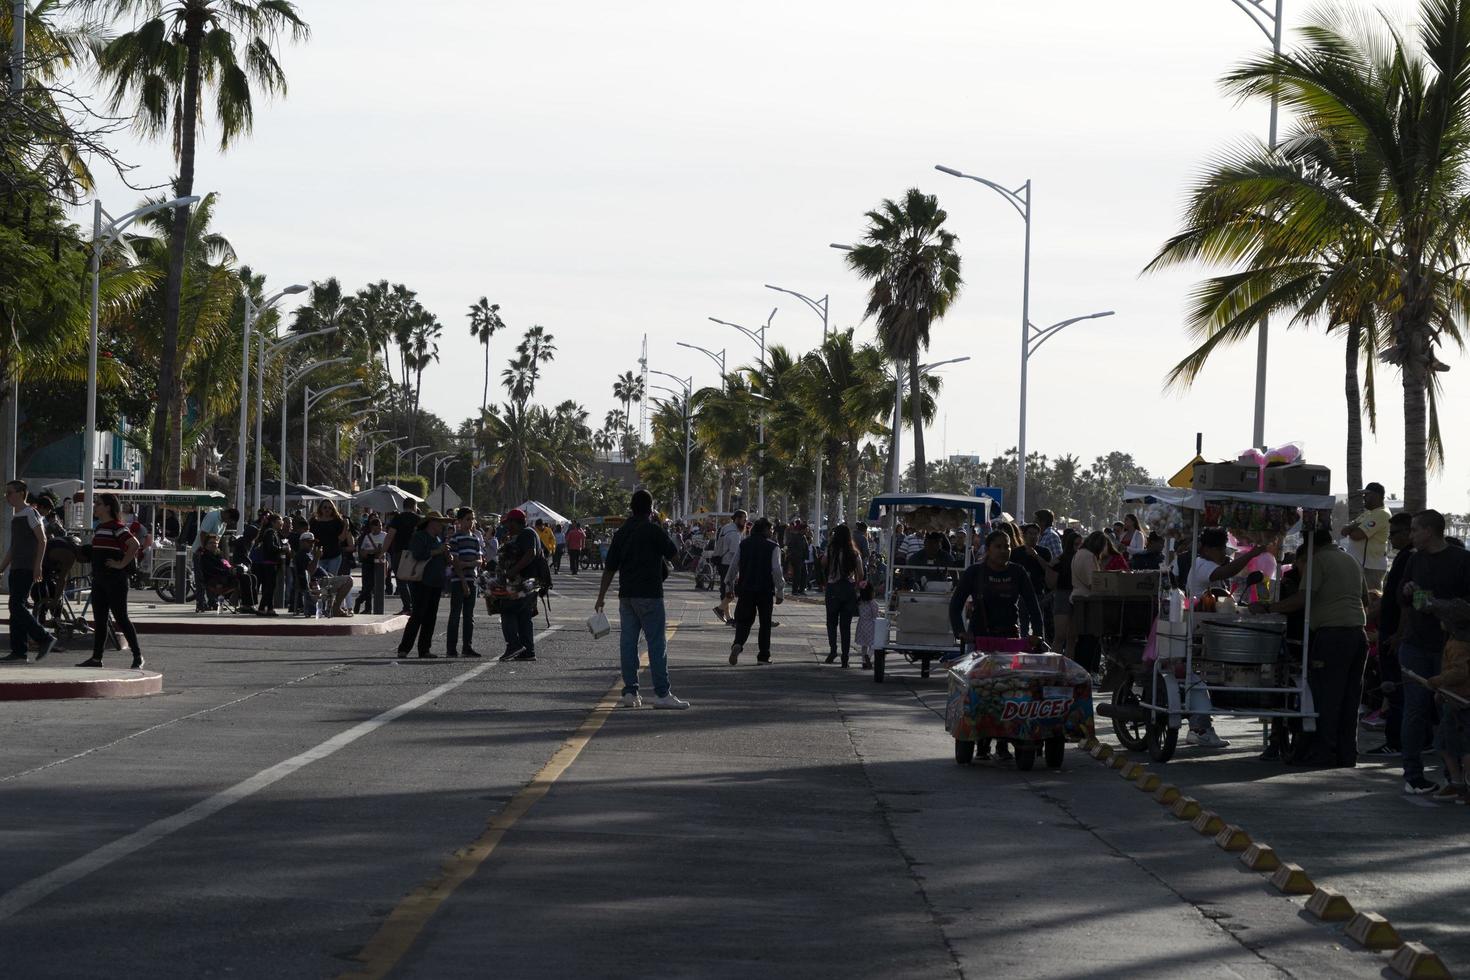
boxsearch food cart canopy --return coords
[514,500,571,526]
[353,484,424,513]
[867,492,995,521]
[70,488,226,508]
[1121,485,1335,511]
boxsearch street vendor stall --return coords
[1102,484,1333,762]
[866,492,995,684]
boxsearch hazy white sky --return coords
[78,0,1469,508]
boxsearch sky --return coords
[72,0,1469,509]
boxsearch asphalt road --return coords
[1,573,1464,979]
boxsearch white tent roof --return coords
[515,500,571,526]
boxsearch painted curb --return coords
[1305,886,1355,922]
[1238,842,1280,871]
[1,614,408,637]
[0,669,162,701]
[1388,942,1452,979]
[1346,912,1402,952]
[1270,863,1316,895]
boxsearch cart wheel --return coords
[1045,735,1065,770]
[873,651,885,683]
[1144,673,1178,763]
[1014,746,1037,772]
[154,581,174,603]
[1111,667,1149,752]
[954,739,975,765]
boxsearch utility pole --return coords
[1,0,25,559]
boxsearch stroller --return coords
[38,539,120,650]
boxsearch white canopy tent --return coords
[514,500,571,526]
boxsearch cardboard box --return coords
[1192,462,1260,492]
[1090,571,1162,596]
[1263,464,1331,495]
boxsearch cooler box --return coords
[1263,464,1331,495]
[1192,462,1260,492]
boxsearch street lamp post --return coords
[84,195,200,517]
[302,380,363,487]
[1227,0,1285,449]
[278,357,348,512]
[394,444,428,481]
[933,163,1038,512]
[893,357,972,493]
[236,284,306,518]
[254,327,337,513]
[367,435,408,488]
[766,283,832,525]
[650,370,693,518]
[675,341,726,380]
[709,309,775,516]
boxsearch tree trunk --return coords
[909,351,926,493]
[1344,317,1364,518]
[148,19,203,489]
[1402,361,1428,514]
[481,342,489,421]
[848,443,861,528]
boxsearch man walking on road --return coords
[1,480,57,663]
[565,521,586,575]
[727,517,784,665]
[595,489,689,709]
[714,510,746,623]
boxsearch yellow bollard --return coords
[1387,942,1453,979]
[1238,842,1279,871]
[1269,863,1315,895]
[1305,886,1355,922]
[1136,773,1162,793]
[1191,810,1224,835]
[1214,825,1252,853]
[1153,783,1180,804]
[1170,796,1201,820]
[1345,912,1402,952]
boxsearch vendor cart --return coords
[866,492,996,684]
[945,650,1096,770]
[1071,584,1159,751]
[1103,485,1331,763]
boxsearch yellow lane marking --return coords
[339,621,680,980]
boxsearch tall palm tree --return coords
[844,188,963,493]
[1207,0,1470,511]
[406,311,440,437]
[517,324,555,397]
[80,0,309,487]
[611,369,643,456]
[467,297,506,421]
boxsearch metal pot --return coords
[1200,620,1284,664]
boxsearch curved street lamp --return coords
[84,194,200,515]
[236,283,307,517]
[254,327,337,512]
[709,309,776,515]
[650,370,693,518]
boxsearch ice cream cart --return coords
[866,492,997,683]
[945,651,1096,770]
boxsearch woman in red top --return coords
[565,522,587,575]
[80,492,144,669]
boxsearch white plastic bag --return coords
[586,610,611,639]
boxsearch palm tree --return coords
[467,297,506,421]
[80,0,309,487]
[844,188,963,493]
[611,369,644,456]
[1205,0,1470,511]
[1147,121,1393,515]
[405,311,441,442]
[798,329,891,522]
[517,324,556,397]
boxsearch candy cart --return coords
[944,650,1096,770]
[1104,482,1333,763]
[866,492,997,684]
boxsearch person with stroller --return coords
[77,492,144,669]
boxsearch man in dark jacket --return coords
[496,508,543,662]
[595,491,688,709]
[727,517,785,665]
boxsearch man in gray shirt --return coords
[1,481,58,663]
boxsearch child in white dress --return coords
[854,582,879,671]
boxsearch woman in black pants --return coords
[822,524,862,666]
[396,511,449,658]
[78,492,144,669]
[253,513,285,616]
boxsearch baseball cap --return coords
[1364,481,1386,494]
[299,531,316,542]
[504,508,527,523]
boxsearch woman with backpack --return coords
[822,524,862,667]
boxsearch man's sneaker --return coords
[755,654,771,664]
[462,648,482,659]
[653,693,690,710]
[0,652,27,663]
[36,635,58,662]
[729,643,742,665]
[1404,776,1441,795]
[1187,728,1230,748]
[512,650,537,662]
[620,692,642,708]
[1432,782,1466,801]
[499,647,525,662]
[1363,743,1400,757]
[75,657,105,668]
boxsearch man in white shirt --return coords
[1341,481,1391,590]
[714,510,747,624]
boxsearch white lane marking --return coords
[0,665,351,785]
[0,626,563,921]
